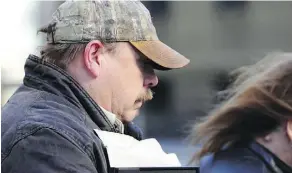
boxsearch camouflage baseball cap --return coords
[43,0,190,69]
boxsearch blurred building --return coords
[137,1,292,138]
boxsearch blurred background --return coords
[1,1,292,166]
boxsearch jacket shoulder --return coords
[2,88,100,163]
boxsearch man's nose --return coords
[144,74,159,88]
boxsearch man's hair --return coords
[38,24,117,69]
[39,43,116,70]
[190,53,292,162]
[40,43,86,69]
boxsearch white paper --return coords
[94,129,181,168]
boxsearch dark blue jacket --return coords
[200,141,292,173]
[1,55,143,173]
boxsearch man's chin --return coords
[134,100,143,109]
[122,109,140,123]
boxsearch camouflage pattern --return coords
[46,0,159,43]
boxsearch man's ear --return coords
[83,40,104,78]
[287,120,292,141]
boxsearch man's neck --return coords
[99,106,124,134]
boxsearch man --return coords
[1,0,189,173]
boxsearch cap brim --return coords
[130,40,190,70]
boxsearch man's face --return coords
[103,42,158,122]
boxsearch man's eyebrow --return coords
[137,51,151,63]
[140,55,151,63]
[133,51,148,64]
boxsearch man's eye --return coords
[142,62,152,69]
[138,60,147,67]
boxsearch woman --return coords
[191,53,292,173]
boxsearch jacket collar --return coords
[249,142,292,173]
[24,54,120,133]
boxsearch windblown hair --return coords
[191,53,292,162]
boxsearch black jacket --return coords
[1,54,142,173]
